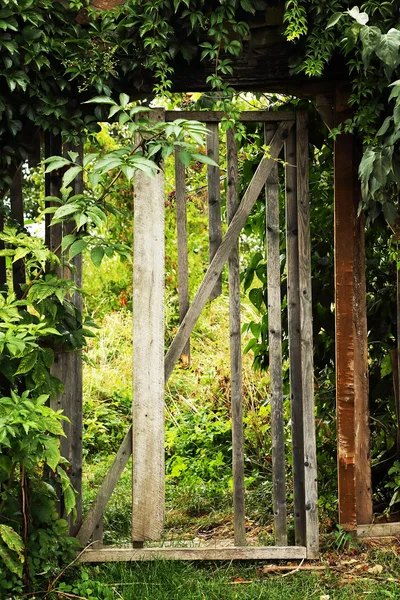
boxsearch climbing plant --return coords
[284,0,400,222]
[0,0,266,191]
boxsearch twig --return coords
[45,541,97,597]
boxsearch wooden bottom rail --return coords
[357,522,400,539]
[80,545,307,562]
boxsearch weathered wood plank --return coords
[357,522,400,538]
[44,133,63,260]
[334,89,372,528]
[285,128,306,547]
[76,429,132,545]
[175,148,190,363]
[265,123,287,546]
[50,141,84,536]
[165,111,296,123]
[296,111,319,558]
[226,128,246,547]
[164,121,294,381]
[80,545,307,562]
[10,166,25,298]
[132,108,165,542]
[207,122,222,300]
[92,520,104,549]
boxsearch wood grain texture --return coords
[334,89,372,528]
[357,522,400,538]
[265,123,287,546]
[296,112,319,558]
[285,129,306,546]
[207,122,222,300]
[335,87,372,529]
[10,166,25,298]
[76,428,132,545]
[44,133,63,263]
[226,128,246,547]
[165,111,296,123]
[80,545,307,562]
[164,121,294,381]
[132,108,165,542]
[175,148,190,363]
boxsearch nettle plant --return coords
[0,95,218,593]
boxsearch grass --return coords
[82,293,277,545]
[58,545,400,600]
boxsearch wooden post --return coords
[334,89,372,528]
[285,128,306,546]
[226,128,246,546]
[44,133,63,260]
[207,122,222,300]
[265,123,287,545]
[296,112,319,558]
[10,166,25,298]
[132,108,165,542]
[175,148,190,364]
[46,140,84,535]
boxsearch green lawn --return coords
[54,548,400,600]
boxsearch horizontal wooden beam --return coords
[80,545,307,562]
[165,111,296,123]
[357,522,400,539]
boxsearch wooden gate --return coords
[76,109,319,561]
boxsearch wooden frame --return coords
[76,110,319,561]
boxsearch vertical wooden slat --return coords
[10,166,25,298]
[174,148,190,363]
[44,133,63,261]
[48,141,84,536]
[226,128,246,547]
[334,88,371,527]
[285,129,306,546]
[296,111,319,558]
[132,108,165,542]
[207,122,222,300]
[265,123,287,546]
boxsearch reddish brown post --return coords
[334,86,372,528]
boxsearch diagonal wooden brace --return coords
[76,119,294,546]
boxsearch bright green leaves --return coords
[0,525,24,578]
[375,28,400,69]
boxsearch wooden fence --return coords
[1,110,319,560]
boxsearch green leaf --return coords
[69,239,87,259]
[380,353,393,378]
[15,351,38,375]
[44,439,61,471]
[191,153,218,167]
[42,348,55,368]
[83,96,116,105]
[178,150,191,166]
[119,93,130,109]
[326,12,343,29]
[45,158,71,173]
[375,28,400,69]
[62,165,82,188]
[91,246,105,268]
[53,203,80,221]
[383,201,398,226]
